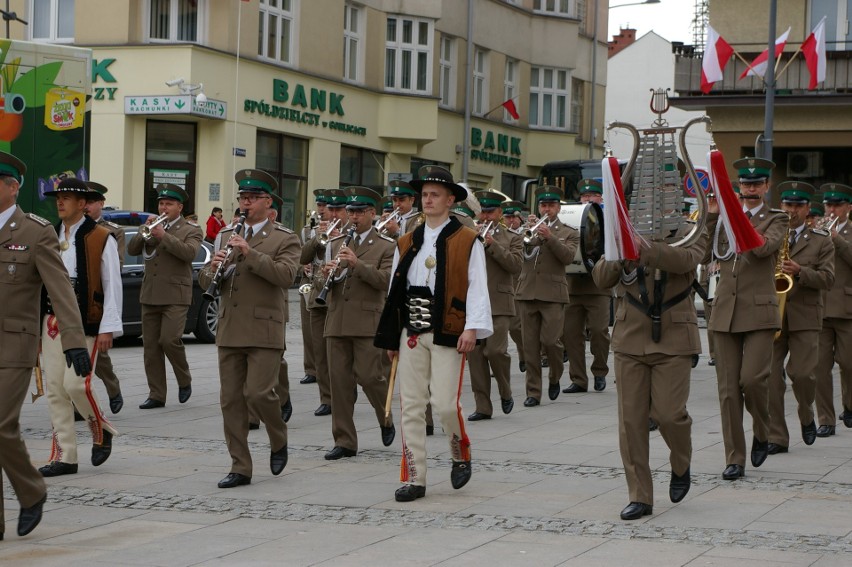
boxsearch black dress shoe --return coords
[324,446,356,460]
[816,425,836,437]
[17,493,47,537]
[395,484,426,502]
[426,425,434,436]
[281,398,293,423]
[178,385,192,404]
[842,408,852,428]
[523,397,539,407]
[767,443,788,454]
[562,383,587,394]
[218,473,251,489]
[248,422,260,430]
[39,461,78,477]
[109,393,124,414]
[501,397,514,414]
[314,403,331,416]
[548,382,560,400]
[381,424,396,446]
[593,376,606,392]
[722,464,745,480]
[450,460,472,489]
[91,430,113,467]
[139,398,165,409]
[270,445,288,475]
[300,374,317,384]
[691,353,699,368]
[802,421,817,445]
[649,418,659,431]
[669,467,690,503]
[518,360,526,373]
[541,356,549,368]
[708,358,716,366]
[467,412,491,421]
[751,437,769,468]
[620,501,652,520]
[74,410,84,422]
[562,350,569,363]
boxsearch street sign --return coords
[683,167,711,196]
[125,95,227,120]
[192,98,227,120]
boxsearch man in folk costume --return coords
[39,178,122,477]
[375,165,492,502]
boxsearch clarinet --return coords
[315,225,357,306]
[202,214,247,301]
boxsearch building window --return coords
[256,130,308,230]
[145,121,197,215]
[385,15,433,94]
[529,66,569,130]
[259,0,297,65]
[340,146,386,190]
[439,36,455,108]
[473,49,489,116]
[31,0,75,43]
[533,0,583,18]
[501,173,526,201]
[343,3,363,82]
[570,78,584,135]
[148,0,204,43]
[504,58,517,123]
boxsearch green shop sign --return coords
[470,127,522,168]
[244,78,367,136]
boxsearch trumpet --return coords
[202,213,247,301]
[298,283,314,296]
[315,225,357,306]
[477,221,494,242]
[308,210,319,230]
[523,217,548,244]
[376,207,402,236]
[139,214,169,240]
[814,214,839,231]
[318,218,341,246]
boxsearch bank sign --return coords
[124,95,227,120]
[470,127,522,168]
[243,79,367,137]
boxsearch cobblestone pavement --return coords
[3,291,852,566]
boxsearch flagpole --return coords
[759,0,777,172]
[482,96,519,119]
[461,0,474,181]
[775,46,802,81]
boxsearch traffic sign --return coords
[683,168,711,196]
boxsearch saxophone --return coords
[774,226,794,338]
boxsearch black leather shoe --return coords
[523,397,539,407]
[751,437,769,467]
[17,493,47,537]
[451,460,472,489]
[541,356,549,368]
[467,412,491,421]
[649,418,659,431]
[178,385,192,404]
[593,376,606,392]
[139,398,165,409]
[270,445,288,475]
[501,397,514,414]
[548,382,560,401]
[426,425,434,436]
[314,404,331,416]
[281,398,293,423]
[669,467,690,503]
[842,408,852,428]
[218,473,251,488]
[39,462,78,477]
[248,422,260,430]
[562,350,569,363]
[300,374,317,384]
[691,353,699,368]
[722,464,744,480]
[708,358,716,366]
[802,421,817,445]
[381,424,395,446]
[518,360,526,373]
[562,383,587,394]
[74,409,84,422]
[395,484,426,502]
[91,430,113,467]
[324,446,357,460]
[816,425,835,437]
[109,393,123,414]
[620,501,652,520]
[767,443,788,454]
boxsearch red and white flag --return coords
[707,149,764,255]
[701,25,734,94]
[501,98,520,120]
[801,16,827,90]
[739,26,791,79]
[601,157,641,262]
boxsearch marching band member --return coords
[381,180,420,237]
[297,189,329,386]
[502,200,526,372]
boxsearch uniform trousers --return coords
[768,326,818,446]
[702,301,715,359]
[95,350,121,399]
[519,300,565,400]
[563,294,610,388]
[308,307,331,405]
[815,317,852,425]
[398,331,470,487]
[327,336,390,451]
[141,303,192,403]
[713,329,774,466]
[299,295,316,377]
[616,352,692,505]
[219,346,287,477]
[42,318,117,464]
[509,312,524,363]
[468,315,512,416]
[248,358,290,425]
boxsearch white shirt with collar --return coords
[0,203,16,230]
[743,201,764,217]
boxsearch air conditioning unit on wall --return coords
[787,151,823,178]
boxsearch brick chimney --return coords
[608,28,637,58]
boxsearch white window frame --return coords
[529,66,570,131]
[439,36,456,108]
[30,0,75,43]
[473,48,489,116]
[503,58,517,123]
[145,0,207,44]
[343,3,364,83]
[532,0,583,18]
[384,15,434,94]
[258,0,299,66]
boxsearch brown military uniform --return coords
[299,234,333,407]
[563,274,611,390]
[93,217,125,401]
[298,223,318,379]
[128,215,203,403]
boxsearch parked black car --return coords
[103,209,156,226]
[120,227,218,343]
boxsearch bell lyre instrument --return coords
[139,214,169,241]
[202,213,247,301]
[315,225,357,306]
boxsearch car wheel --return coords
[194,296,219,343]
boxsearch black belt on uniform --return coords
[624,270,692,343]
[45,278,77,315]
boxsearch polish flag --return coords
[801,17,827,90]
[701,25,734,94]
[739,27,791,79]
[502,99,520,120]
[601,157,641,261]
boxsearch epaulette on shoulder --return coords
[101,220,122,231]
[26,213,50,226]
[770,208,786,214]
[811,228,830,237]
[274,223,294,234]
[187,221,199,227]
[378,233,396,243]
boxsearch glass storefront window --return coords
[339,146,386,190]
[145,120,197,214]
[256,130,308,230]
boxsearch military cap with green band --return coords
[380,195,394,212]
[578,178,603,194]
[535,184,564,203]
[820,182,852,204]
[474,189,506,211]
[808,202,825,217]
[156,183,189,203]
[325,188,347,208]
[313,188,328,204]
[0,151,25,182]
[733,157,775,181]
[501,200,524,215]
[85,181,108,201]
[388,179,416,197]
[451,202,474,217]
[344,186,382,210]
[777,180,815,203]
[235,169,283,204]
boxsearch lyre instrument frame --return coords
[139,213,170,241]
